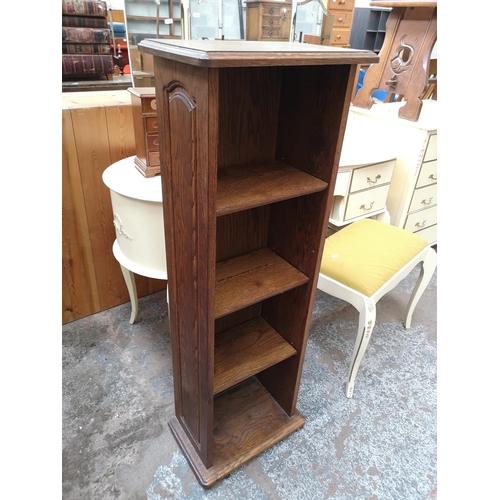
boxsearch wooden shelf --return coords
[126,15,181,21]
[169,377,305,487]
[214,316,297,395]
[215,248,309,319]
[216,160,328,217]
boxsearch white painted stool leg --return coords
[119,264,139,324]
[346,297,376,398]
[404,247,437,329]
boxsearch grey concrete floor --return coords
[62,265,437,500]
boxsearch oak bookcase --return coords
[139,39,377,487]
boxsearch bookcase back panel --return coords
[216,207,270,262]
[276,64,353,182]
[218,67,282,169]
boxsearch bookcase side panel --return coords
[154,58,218,468]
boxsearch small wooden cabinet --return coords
[129,87,160,177]
[350,100,438,244]
[139,39,377,487]
[246,0,292,41]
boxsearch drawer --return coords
[414,224,437,245]
[261,27,283,38]
[148,151,160,166]
[408,183,437,213]
[404,205,437,234]
[262,4,289,15]
[262,15,282,28]
[328,0,355,11]
[423,133,437,162]
[350,160,395,193]
[145,117,158,133]
[344,184,390,221]
[417,160,437,188]
[332,11,352,28]
[330,28,351,45]
[147,134,160,151]
[141,96,157,115]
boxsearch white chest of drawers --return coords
[348,100,438,244]
[329,111,398,226]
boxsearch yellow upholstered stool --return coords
[317,219,437,398]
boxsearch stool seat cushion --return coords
[320,219,428,297]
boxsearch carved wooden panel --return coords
[353,3,437,122]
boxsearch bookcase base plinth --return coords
[169,377,305,488]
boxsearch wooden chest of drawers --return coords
[349,100,438,244]
[325,0,355,47]
[246,0,292,41]
[129,87,160,177]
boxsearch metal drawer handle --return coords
[367,174,381,185]
[421,197,433,206]
[415,221,427,229]
[429,174,437,181]
[269,8,274,14]
[360,201,375,211]
[269,19,274,25]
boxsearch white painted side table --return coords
[329,111,399,227]
[102,156,167,323]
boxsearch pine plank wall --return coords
[62,90,167,324]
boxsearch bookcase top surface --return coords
[139,39,379,67]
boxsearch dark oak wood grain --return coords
[217,160,328,216]
[143,39,366,486]
[169,377,305,487]
[215,248,309,319]
[140,40,379,67]
[214,316,297,395]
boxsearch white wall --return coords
[107,0,125,9]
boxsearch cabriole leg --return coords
[119,264,138,324]
[404,247,437,329]
[346,297,376,398]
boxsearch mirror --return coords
[292,0,330,44]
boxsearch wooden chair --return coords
[317,218,437,398]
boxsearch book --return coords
[62,0,107,17]
[62,54,114,76]
[62,42,112,55]
[62,27,111,44]
[62,15,107,29]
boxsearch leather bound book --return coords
[62,54,114,75]
[62,0,107,17]
[62,42,112,55]
[62,15,108,29]
[62,27,111,44]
